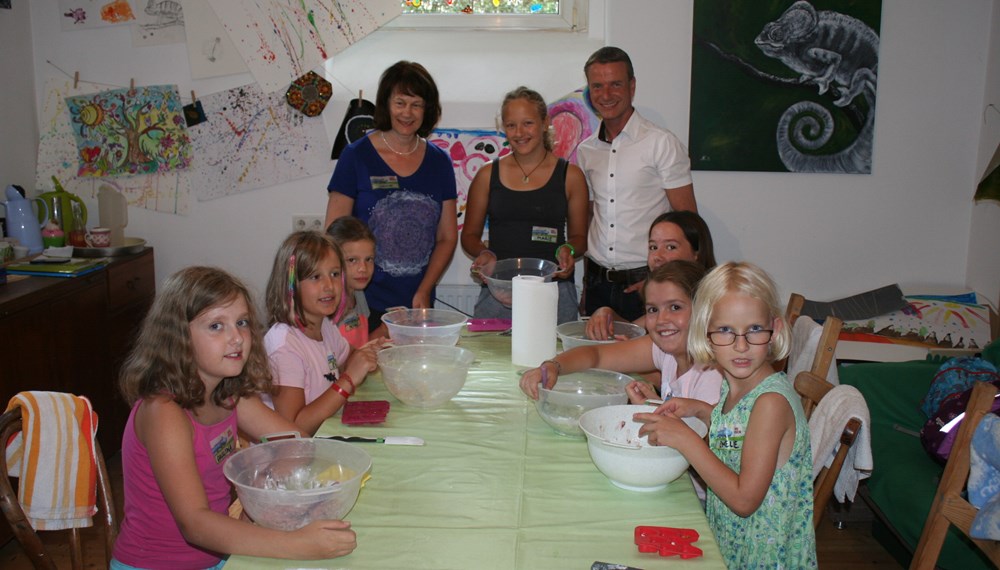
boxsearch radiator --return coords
[434,284,480,316]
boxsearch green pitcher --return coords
[37,176,88,233]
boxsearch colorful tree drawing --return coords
[65,85,191,177]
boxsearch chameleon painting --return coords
[755,1,879,173]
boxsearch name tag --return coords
[711,423,745,452]
[370,175,399,190]
[211,427,236,464]
[531,226,558,243]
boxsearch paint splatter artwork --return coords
[187,83,331,201]
[842,296,993,350]
[65,85,192,177]
[59,0,136,30]
[181,0,248,79]
[37,78,191,216]
[547,88,598,165]
[426,129,508,230]
[205,0,401,92]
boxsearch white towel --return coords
[809,384,872,502]
[789,317,840,386]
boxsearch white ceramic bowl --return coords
[377,345,475,408]
[381,308,468,346]
[223,438,371,530]
[479,257,559,308]
[535,369,631,437]
[578,404,707,492]
[556,320,647,351]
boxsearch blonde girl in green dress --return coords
[633,261,816,569]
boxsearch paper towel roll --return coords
[511,275,558,367]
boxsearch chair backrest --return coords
[910,382,1000,569]
[0,406,118,570]
[784,293,843,386]
[794,371,864,529]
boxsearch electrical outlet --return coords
[292,215,324,232]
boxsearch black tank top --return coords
[486,156,569,264]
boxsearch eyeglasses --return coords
[707,330,774,346]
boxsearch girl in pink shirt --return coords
[263,231,383,436]
[520,260,722,406]
[112,267,357,569]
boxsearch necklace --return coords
[512,150,549,183]
[380,131,421,156]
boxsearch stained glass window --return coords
[403,1,560,15]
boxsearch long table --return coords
[224,333,724,569]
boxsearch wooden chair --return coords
[783,293,843,384]
[794,371,864,529]
[910,382,1000,569]
[0,406,119,570]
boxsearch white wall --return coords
[603,0,997,305]
[967,0,1000,307]
[0,2,37,200]
[12,0,999,309]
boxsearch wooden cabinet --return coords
[0,248,155,455]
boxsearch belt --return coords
[586,258,648,284]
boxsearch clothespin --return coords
[129,78,135,95]
[633,526,703,560]
[357,90,363,107]
[73,71,79,89]
[191,90,197,104]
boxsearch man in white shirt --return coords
[577,46,697,321]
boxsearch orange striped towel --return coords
[4,392,99,530]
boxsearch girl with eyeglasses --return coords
[633,261,817,569]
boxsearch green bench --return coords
[839,341,999,569]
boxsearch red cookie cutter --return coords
[634,526,703,559]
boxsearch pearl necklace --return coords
[512,150,549,183]
[380,131,421,156]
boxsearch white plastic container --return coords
[98,185,128,247]
[578,404,707,492]
[223,438,371,530]
[381,308,467,346]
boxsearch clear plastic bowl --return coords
[377,345,475,408]
[223,438,371,530]
[535,369,631,437]
[381,308,468,346]
[578,404,707,492]
[479,257,559,308]
[556,320,647,351]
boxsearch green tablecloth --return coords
[225,333,724,569]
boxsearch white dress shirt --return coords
[577,111,692,269]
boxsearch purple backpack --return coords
[920,378,1000,464]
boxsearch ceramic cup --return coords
[42,235,66,248]
[85,227,112,248]
[12,245,29,260]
